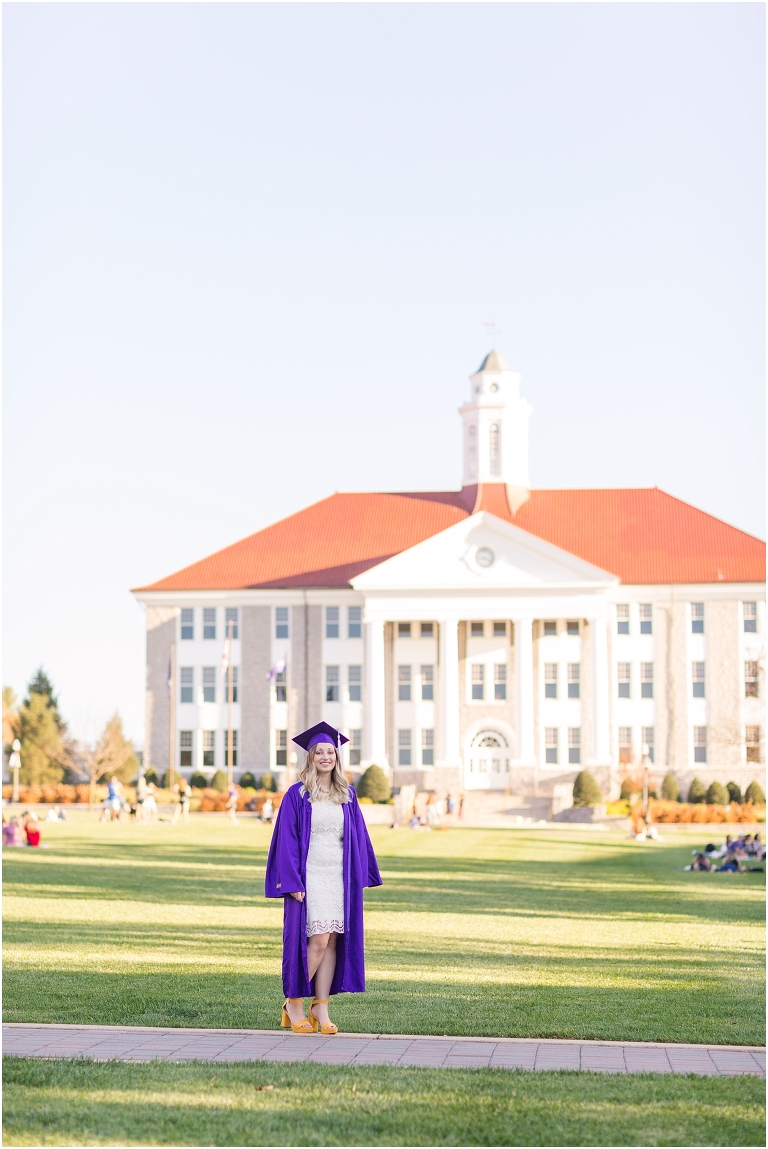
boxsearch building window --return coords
[746,725,761,763]
[567,663,580,699]
[398,665,411,701]
[181,608,194,641]
[543,620,557,636]
[276,729,287,767]
[349,729,362,767]
[566,620,579,637]
[223,666,239,703]
[421,665,434,700]
[275,669,286,703]
[544,663,558,699]
[202,730,215,768]
[639,604,652,634]
[398,729,412,766]
[691,603,704,633]
[422,728,434,766]
[618,663,631,698]
[694,726,707,763]
[468,424,477,478]
[745,661,759,698]
[224,730,238,767]
[326,606,340,639]
[202,667,216,704]
[493,621,507,637]
[618,726,633,765]
[494,664,507,700]
[641,662,654,698]
[180,667,194,704]
[348,665,362,702]
[224,607,239,639]
[642,726,655,763]
[326,666,340,702]
[398,622,412,638]
[545,727,558,764]
[471,621,485,637]
[568,727,581,765]
[743,602,757,633]
[489,423,501,476]
[203,608,216,640]
[179,730,193,768]
[421,622,434,637]
[471,664,485,700]
[692,662,705,698]
[348,606,362,639]
[275,607,289,639]
[617,605,629,635]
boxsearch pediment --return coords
[351,512,618,592]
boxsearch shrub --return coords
[238,772,258,789]
[745,781,765,805]
[260,772,277,792]
[706,781,729,807]
[189,772,208,789]
[356,764,390,803]
[210,770,228,792]
[143,768,159,786]
[687,777,706,804]
[726,781,742,805]
[572,770,602,807]
[660,773,680,802]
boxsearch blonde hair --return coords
[299,744,350,804]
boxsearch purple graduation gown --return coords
[265,782,383,997]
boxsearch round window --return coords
[475,547,495,568]
[489,382,499,393]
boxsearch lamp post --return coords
[641,742,652,825]
[9,739,21,804]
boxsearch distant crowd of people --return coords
[406,792,464,829]
[686,833,765,873]
[2,809,51,847]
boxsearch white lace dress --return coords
[305,797,344,937]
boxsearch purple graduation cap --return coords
[292,721,349,753]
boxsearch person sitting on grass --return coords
[2,815,24,847]
[24,813,41,847]
[716,851,764,873]
[685,853,712,872]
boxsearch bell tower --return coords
[459,350,532,513]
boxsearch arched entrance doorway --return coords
[465,729,510,790]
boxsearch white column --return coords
[365,619,389,770]
[590,614,611,763]
[438,618,461,764]
[514,617,536,763]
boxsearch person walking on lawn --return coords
[265,721,382,1036]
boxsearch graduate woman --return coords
[265,721,382,1034]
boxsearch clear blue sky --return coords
[3,2,765,746]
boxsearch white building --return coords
[133,351,766,800]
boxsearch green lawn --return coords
[2,813,765,1044]
[3,1057,765,1147]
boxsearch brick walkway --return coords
[3,1024,764,1077]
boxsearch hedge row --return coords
[634,799,766,824]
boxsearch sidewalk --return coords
[3,1024,764,1077]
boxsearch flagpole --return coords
[168,642,176,791]
[285,650,292,785]
[227,619,234,789]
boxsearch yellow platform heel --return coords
[309,998,339,1035]
[281,999,314,1034]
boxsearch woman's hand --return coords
[289,891,305,902]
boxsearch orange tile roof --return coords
[134,485,765,592]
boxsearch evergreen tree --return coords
[356,764,390,802]
[687,777,706,804]
[211,769,228,792]
[745,781,765,805]
[726,781,742,805]
[3,686,19,746]
[572,770,603,807]
[94,714,139,783]
[660,773,680,801]
[25,668,66,733]
[706,781,729,807]
[18,692,65,785]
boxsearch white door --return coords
[465,732,510,790]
